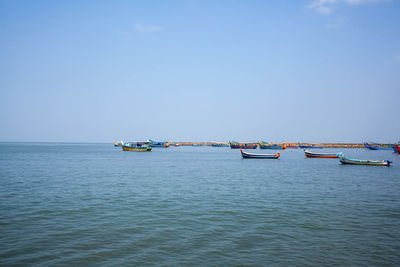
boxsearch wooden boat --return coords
[298,142,323,149]
[337,153,391,166]
[148,139,169,148]
[258,141,286,149]
[284,143,299,148]
[122,144,152,151]
[229,141,257,149]
[211,144,229,147]
[368,141,394,147]
[113,141,123,147]
[394,143,400,154]
[240,149,280,159]
[304,149,338,158]
[211,142,229,147]
[364,142,393,150]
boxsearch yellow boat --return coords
[122,144,152,152]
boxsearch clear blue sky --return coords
[1,0,399,143]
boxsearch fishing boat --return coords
[113,141,123,147]
[337,153,391,166]
[240,149,280,159]
[210,142,229,147]
[258,141,286,149]
[394,143,400,154]
[122,143,152,152]
[284,143,299,148]
[298,143,323,149]
[304,149,338,158]
[211,144,229,147]
[229,141,257,149]
[148,139,169,148]
[364,142,393,150]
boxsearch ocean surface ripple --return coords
[0,143,399,266]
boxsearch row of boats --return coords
[241,149,393,166]
[114,139,397,166]
[114,140,325,150]
[114,140,168,151]
[229,141,323,149]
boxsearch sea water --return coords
[0,143,399,266]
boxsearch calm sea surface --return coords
[0,143,399,266]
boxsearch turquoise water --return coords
[1,143,399,266]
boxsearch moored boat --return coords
[258,141,286,149]
[364,142,394,150]
[113,141,123,147]
[394,143,400,154]
[148,139,169,148]
[122,143,152,151]
[284,143,299,148]
[229,141,257,149]
[211,142,229,147]
[298,142,323,149]
[337,153,391,166]
[304,149,338,158]
[240,149,280,159]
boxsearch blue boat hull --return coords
[364,142,393,150]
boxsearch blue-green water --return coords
[1,143,399,266]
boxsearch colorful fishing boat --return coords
[394,143,400,154]
[229,141,257,149]
[122,144,152,151]
[147,139,169,148]
[364,142,394,150]
[240,149,280,159]
[304,149,338,158]
[298,143,323,149]
[337,153,391,166]
[284,143,299,148]
[258,141,286,149]
[113,141,123,147]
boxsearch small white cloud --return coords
[308,0,391,14]
[308,0,338,15]
[135,24,163,33]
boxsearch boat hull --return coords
[338,154,391,166]
[298,144,323,149]
[148,140,169,148]
[230,142,257,149]
[364,142,393,150]
[394,144,400,154]
[259,142,286,149]
[304,149,338,158]
[241,149,280,159]
[211,144,229,147]
[122,145,152,152]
